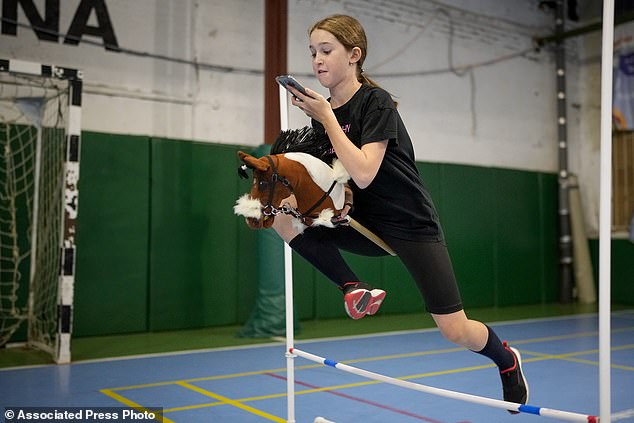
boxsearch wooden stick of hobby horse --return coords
[348,218,396,256]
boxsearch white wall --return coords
[0,0,561,166]
[1,0,608,216]
[0,0,264,145]
[287,0,559,172]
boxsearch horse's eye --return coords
[258,180,269,192]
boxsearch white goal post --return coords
[0,58,82,363]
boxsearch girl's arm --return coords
[322,117,387,189]
[291,87,387,189]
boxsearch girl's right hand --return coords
[289,87,333,124]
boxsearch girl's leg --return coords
[273,211,388,285]
[432,310,529,413]
[431,310,511,368]
[273,213,388,319]
[384,236,529,410]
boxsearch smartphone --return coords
[275,75,311,98]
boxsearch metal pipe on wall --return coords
[555,0,574,304]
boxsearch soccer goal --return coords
[0,58,82,363]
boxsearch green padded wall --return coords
[610,239,634,305]
[291,254,317,320]
[430,163,497,308]
[418,164,559,309]
[74,132,150,336]
[590,239,634,305]
[493,169,557,306]
[69,133,632,337]
[148,139,255,330]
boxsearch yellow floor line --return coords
[520,343,634,371]
[162,402,223,413]
[100,389,174,423]
[106,364,315,391]
[510,325,634,346]
[175,381,285,422]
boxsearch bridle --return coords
[239,154,338,225]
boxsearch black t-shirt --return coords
[311,84,443,241]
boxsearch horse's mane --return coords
[270,126,335,164]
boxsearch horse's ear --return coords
[238,151,270,172]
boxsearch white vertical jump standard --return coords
[279,84,296,423]
[598,1,614,422]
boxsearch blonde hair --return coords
[309,14,379,88]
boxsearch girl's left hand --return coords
[334,185,353,223]
[337,202,353,220]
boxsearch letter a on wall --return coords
[64,0,119,51]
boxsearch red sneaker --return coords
[342,282,386,320]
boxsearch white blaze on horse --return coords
[233,151,350,232]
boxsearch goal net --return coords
[0,59,81,363]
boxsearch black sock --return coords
[474,325,515,371]
[288,232,358,289]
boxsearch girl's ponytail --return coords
[358,70,379,88]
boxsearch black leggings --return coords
[288,225,463,315]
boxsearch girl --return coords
[273,14,528,411]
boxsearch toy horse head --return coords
[234,151,349,231]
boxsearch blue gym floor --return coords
[1,311,633,423]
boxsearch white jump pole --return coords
[291,348,598,422]
[280,84,296,423]
[599,1,614,422]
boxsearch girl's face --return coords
[309,29,358,90]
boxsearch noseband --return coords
[260,155,293,217]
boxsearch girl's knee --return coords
[433,311,469,345]
[438,323,466,345]
[273,215,301,243]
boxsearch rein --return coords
[260,155,337,225]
